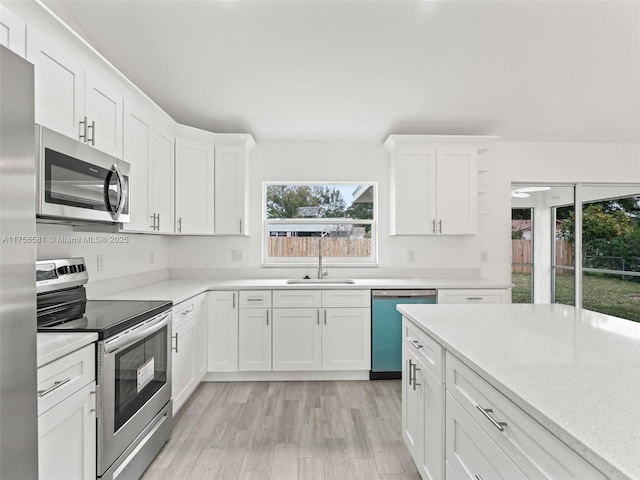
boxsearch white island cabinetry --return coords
[399,304,615,480]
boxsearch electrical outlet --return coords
[150,251,155,264]
[408,250,415,262]
[480,251,489,263]
[97,254,105,271]
[232,250,243,262]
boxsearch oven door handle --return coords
[103,312,171,354]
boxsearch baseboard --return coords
[202,370,370,382]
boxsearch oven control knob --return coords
[77,264,86,272]
[57,266,69,275]
[69,265,78,273]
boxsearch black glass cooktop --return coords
[37,299,172,339]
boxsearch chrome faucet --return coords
[318,235,328,279]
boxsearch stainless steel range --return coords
[37,258,173,480]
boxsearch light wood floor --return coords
[141,380,421,480]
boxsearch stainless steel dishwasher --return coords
[371,289,437,380]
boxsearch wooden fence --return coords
[512,239,574,274]
[268,237,371,258]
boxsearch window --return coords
[511,207,533,303]
[263,182,376,265]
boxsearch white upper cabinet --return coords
[151,123,175,234]
[214,134,255,236]
[385,135,497,236]
[27,28,124,157]
[175,128,215,235]
[0,4,26,57]
[122,98,153,232]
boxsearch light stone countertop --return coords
[96,277,511,304]
[37,332,98,367]
[397,303,640,480]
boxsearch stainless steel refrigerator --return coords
[0,44,38,478]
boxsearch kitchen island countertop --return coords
[397,303,640,480]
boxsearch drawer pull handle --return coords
[181,308,193,316]
[409,339,423,349]
[475,476,484,480]
[476,404,507,432]
[38,377,71,397]
[467,297,484,301]
[247,298,262,302]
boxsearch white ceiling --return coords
[43,0,640,143]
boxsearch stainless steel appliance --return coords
[371,289,437,380]
[37,258,173,480]
[0,45,39,480]
[36,125,131,224]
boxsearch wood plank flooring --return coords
[141,380,421,480]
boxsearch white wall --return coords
[36,223,170,283]
[170,140,489,279]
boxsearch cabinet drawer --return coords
[446,353,606,479]
[37,343,95,416]
[273,290,321,308]
[173,296,199,328]
[403,318,444,382]
[239,290,272,308]
[437,288,510,304]
[321,289,370,308]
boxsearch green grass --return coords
[512,272,640,322]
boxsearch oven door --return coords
[37,125,130,223]
[97,312,171,476]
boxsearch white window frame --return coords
[262,181,378,267]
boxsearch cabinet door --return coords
[175,138,215,234]
[38,382,96,480]
[28,29,85,141]
[402,346,420,463]
[272,308,321,371]
[121,100,153,232]
[0,4,26,57]
[446,393,527,480]
[172,316,196,414]
[194,294,208,382]
[151,126,175,234]
[238,309,272,371]
[84,70,123,157]
[419,365,445,480]
[208,291,238,372]
[322,308,370,370]
[435,148,477,235]
[390,145,437,235]
[214,145,247,235]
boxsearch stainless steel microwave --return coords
[36,125,130,224]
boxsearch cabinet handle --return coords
[150,213,156,230]
[475,476,484,480]
[87,120,96,145]
[172,333,179,353]
[324,309,327,325]
[476,404,508,432]
[178,217,182,233]
[38,377,71,397]
[247,298,262,302]
[317,309,320,325]
[413,366,421,391]
[239,219,243,234]
[266,309,269,326]
[157,213,160,231]
[79,116,88,142]
[439,219,442,234]
[467,297,484,301]
[432,219,436,234]
[408,359,413,386]
[409,339,423,350]
[232,292,236,308]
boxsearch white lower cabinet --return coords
[172,293,208,414]
[402,316,608,480]
[272,308,322,371]
[238,291,272,371]
[208,291,239,372]
[322,307,370,370]
[37,344,96,480]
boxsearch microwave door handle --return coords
[103,164,127,221]
[112,164,127,221]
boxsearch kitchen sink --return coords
[286,279,356,284]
